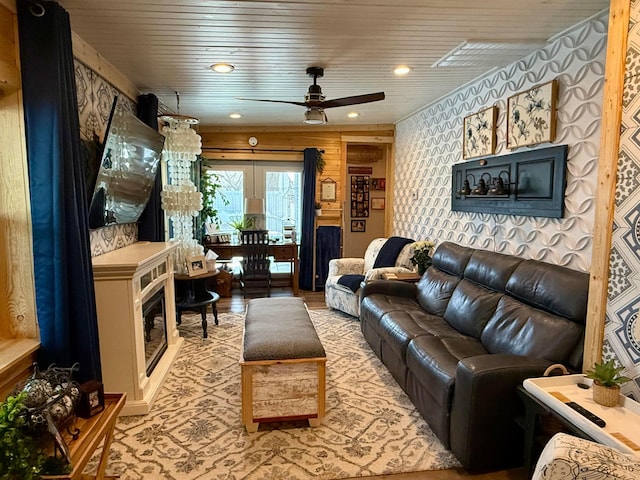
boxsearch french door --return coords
[205,161,303,240]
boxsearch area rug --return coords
[92,309,460,479]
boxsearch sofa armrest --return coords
[450,354,554,471]
[327,258,365,277]
[364,266,414,282]
[360,279,417,299]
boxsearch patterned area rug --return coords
[94,308,460,479]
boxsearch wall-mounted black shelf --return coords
[451,145,568,218]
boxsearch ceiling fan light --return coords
[211,63,235,73]
[304,108,326,125]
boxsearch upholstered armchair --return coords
[533,433,640,480]
[324,237,416,317]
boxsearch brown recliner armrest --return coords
[360,279,417,301]
[450,354,554,471]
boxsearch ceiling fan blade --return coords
[236,97,307,107]
[320,92,385,109]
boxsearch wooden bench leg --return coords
[308,417,321,428]
[245,421,259,433]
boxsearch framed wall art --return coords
[507,79,558,149]
[350,175,369,218]
[320,177,336,202]
[463,105,497,160]
[371,198,385,210]
[371,178,386,190]
[351,219,366,232]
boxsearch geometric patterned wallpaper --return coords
[606,0,640,400]
[394,11,608,274]
[74,60,139,257]
[394,11,640,392]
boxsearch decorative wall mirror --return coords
[320,177,337,202]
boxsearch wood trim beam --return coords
[584,0,630,371]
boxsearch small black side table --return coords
[175,271,221,338]
[516,385,596,474]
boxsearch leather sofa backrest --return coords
[443,280,503,338]
[464,249,523,291]
[419,241,589,369]
[481,296,585,369]
[505,260,589,323]
[431,242,474,276]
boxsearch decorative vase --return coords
[315,209,322,216]
[592,382,620,407]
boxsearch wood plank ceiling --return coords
[58,0,609,127]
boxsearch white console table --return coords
[523,374,640,456]
[92,241,183,415]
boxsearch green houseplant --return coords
[199,160,228,238]
[585,359,631,407]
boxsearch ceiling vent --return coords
[432,40,546,68]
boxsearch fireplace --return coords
[143,286,167,377]
[92,242,183,415]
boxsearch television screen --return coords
[88,96,165,229]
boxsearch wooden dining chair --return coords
[239,230,271,297]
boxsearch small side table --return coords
[382,271,421,282]
[175,271,221,338]
[42,393,126,480]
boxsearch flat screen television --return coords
[88,96,165,229]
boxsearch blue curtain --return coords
[18,0,102,383]
[299,148,318,290]
[136,93,164,242]
[315,226,341,289]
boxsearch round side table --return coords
[174,270,221,338]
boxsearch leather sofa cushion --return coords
[443,279,503,338]
[481,296,584,364]
[380,309,464,358]
[506,260,589,323]
[407,335,488,409]
[415,268,461,315]
[431,242,473,276]
[360,293,421,333]
[464,250,522,291]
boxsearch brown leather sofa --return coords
[359,242,589,471]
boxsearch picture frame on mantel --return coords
[463,105,497,160]
[507,79,558,149]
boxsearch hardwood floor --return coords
[216,286,529,480]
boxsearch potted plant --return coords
[198,159,228,240]
[585,359,631,407]
[409,240,436,275]
[314,201,322,216]
[0,392,70,479]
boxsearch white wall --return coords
[393,11,608,273]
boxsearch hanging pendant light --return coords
[159,92,204,274]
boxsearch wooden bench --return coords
[240,297,327,433]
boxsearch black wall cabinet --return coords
[451,145,568,218]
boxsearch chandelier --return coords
[159,105,203,274]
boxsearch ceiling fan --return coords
[238,67,385,124]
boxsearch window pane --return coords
[265,170,302,240]
[208,169,243,231]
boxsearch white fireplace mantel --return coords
[92,241,183,415]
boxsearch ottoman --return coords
[240,297,327,432]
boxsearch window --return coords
[206,161,303,240]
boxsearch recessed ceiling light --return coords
[393,65,413,76]
[229,113,242,119]
[211,63,235,73]
[347,112,359,118]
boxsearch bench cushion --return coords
[243,298,326,361]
